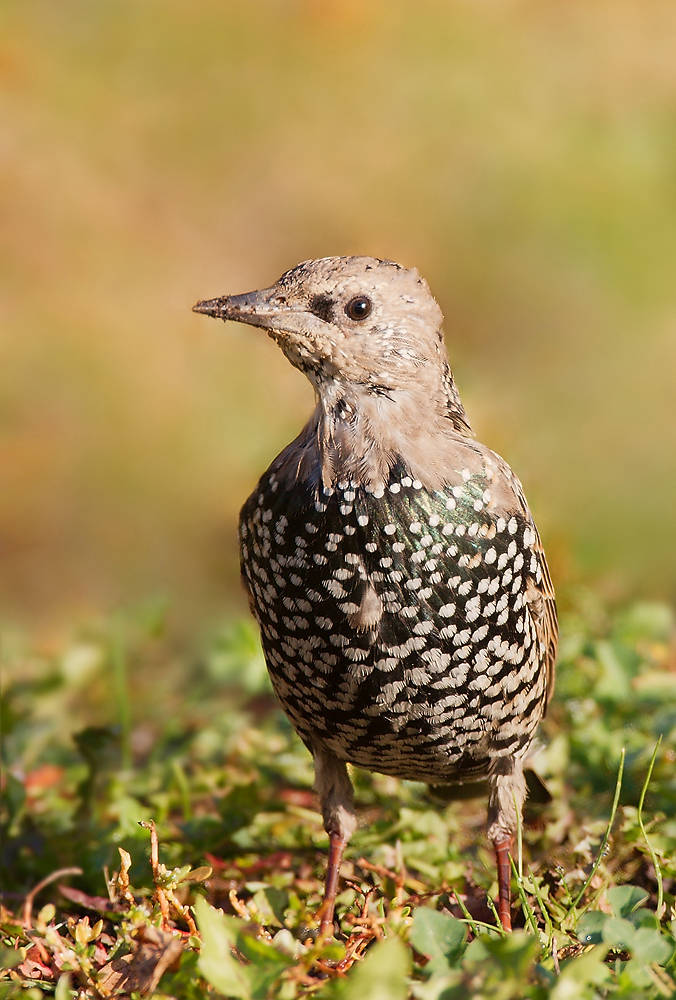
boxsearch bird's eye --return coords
[345,296,372,321]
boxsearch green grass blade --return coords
[528,870,554,947]
[510,857,539,936]
[485,892,505,933]
[637,738,664,919]
[566,747,625,921]
[452,890,480,938]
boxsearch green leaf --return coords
[576,911,608,944]
[593,640,633,702]
[632,927,674,966]
[601,916,635,950]
[615,602,675,644]
[410,908,466,972]
[207,621,270,694]
[181,865,213,883]
[410,971,464,1000]
[194,896,251,1000]
[227,912,293,1000]
[606,885,649,918]
[252,886,289,927]
[627,907,659,930]
[341,936,411,1000]
[479,932,539,979]
[235,931,292,968]
[217,784,262,836]
[622,958,654,988]
[248,959,291,1000]
[557,945,611,987]
[0,946,24,970]
[1,773,25,823]
[54,974,72,1000]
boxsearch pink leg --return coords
[318,831,346,936]
[494,836,513,931]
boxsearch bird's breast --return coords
[239,457,549,782]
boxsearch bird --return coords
[193,256,557,933]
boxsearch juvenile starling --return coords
[194,257,557,932]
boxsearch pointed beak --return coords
[192,286,303,332]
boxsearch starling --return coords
[194,256,557,933]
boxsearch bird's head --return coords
[193,256,448,398]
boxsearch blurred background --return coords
[2,0,676,636]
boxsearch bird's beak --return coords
[193,286,307,333]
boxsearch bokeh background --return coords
[2,0,676,635]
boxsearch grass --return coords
[2,591,676,997]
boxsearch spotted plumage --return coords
[194,255,557,932]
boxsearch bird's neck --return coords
[314,375,473,492]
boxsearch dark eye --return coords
[345,296,372,321]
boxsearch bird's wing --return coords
[494,456,557,710]
[355,438,557,708]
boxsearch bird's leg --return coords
[312,746,357,937]
[320,831,347,935]
[487,756,527,933]
[493,835,513,932]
